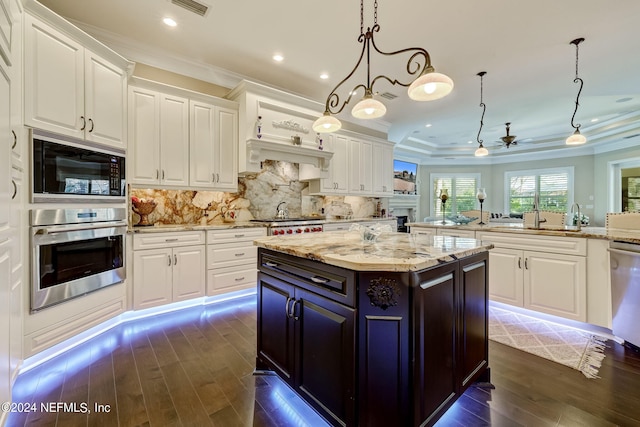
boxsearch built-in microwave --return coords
[32,132,126,203]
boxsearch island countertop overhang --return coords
[254,231,493,272]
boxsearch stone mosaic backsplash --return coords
[130,160,381,226]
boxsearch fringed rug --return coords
[489,306,607,378]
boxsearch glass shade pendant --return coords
[475,145,489,157]
[312,111,342,133]
[408,70,454,101]
[351,93,386,119]
[565,129,587,145]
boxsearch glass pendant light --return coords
[351,91,386,119]
[313,111,342,133]
[474,71,489,157]
[408,68,454,101]
[566,38,587,145]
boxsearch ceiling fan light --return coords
[408,71,454,101]
[475,146,489,157]
[312,112,342,133]
[351,95,386,119]
[566,129,586,145]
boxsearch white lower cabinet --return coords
[478,232,587,322]
[206,227,266,296]
[133,231,205,310]
[437,228,476,238]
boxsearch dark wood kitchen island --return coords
[253,231,493,427]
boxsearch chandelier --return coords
[566,37,587,145]
[312,0,454,133]
[474,71,489,157]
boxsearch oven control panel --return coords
[270,225,324,235]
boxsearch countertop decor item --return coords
[439,189,449,224]
[477,187,487,225]
[131,197,157,226]
[566,37,587,145]
[446,214,478,225]
[311,0,453,134]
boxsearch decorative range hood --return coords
[227,80,336,174]
[246,139,333,173]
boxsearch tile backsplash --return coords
[130,160,382,226]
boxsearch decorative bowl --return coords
[446,214,478,225]
[132,198,157,226]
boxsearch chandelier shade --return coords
[313,111,343,133]
[407,70,454,101]
[351,93,387,119]
[312,0,452,133]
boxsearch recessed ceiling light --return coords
[425,124,432,128]
[273,54,284,62]
[320,73,329,80]
[163,17,177,27]
[467,140,473,144]
[590,118,599,122]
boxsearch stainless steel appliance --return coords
[30,208,127,312]
[609,241,640,348]
[250,218,324,236]
[32,131,126,203]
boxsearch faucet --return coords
[571,203,581,231]
[276,201,288,219]
[532,192,546,228]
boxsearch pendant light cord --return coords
[569,38,585,131]
[476,71,487,146]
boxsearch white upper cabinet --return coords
[159,93,189,186]
[348,138,373,194]
[373,142,394,196]
[24,13,129,150]
[0,60,10,233]
[301,134,349,195]
[0,0,13,67]
[189,101,238,191]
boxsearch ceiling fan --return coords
[496,122,520,148]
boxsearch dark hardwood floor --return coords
[7,295,640,426]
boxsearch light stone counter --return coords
[254,231,493,272]
[407,221,640,244]
[129,221,266,233]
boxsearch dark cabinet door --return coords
[458,253,489,389]
[256,272,295,383]
[413,262,458,426]
[294,288,356,427]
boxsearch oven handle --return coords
[34,220,128,235]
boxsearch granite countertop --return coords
[254,231,493,272]
[406,221,640,244]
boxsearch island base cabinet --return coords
[256,272,356,427]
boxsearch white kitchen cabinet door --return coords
[372,142,394,196]
[214,106,238,190]
[487,247,524,307]
[189,100,216,188]
[24,14,84,139]
[9,166,22,385]
[189,102,238,190]
[409,227,437,239]
[128,86,160,185]
[172,245,205,302]
[83,50,127,149]
[160,93,189,187]
[0,0,12,66]
[524,251,586,322]
[348,138,373,194]
[0,237,11,411]
[133,248,173,310]
[0,61,10,232]
[328,134,349,193]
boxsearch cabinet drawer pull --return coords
[235,253,245,257]
[174,254,178,265]
[156,169,159,179]
[518,257,522,269]
[80,115,86,131]
[285,297,294,318]
[310,276,330,284]
[234,276,245,282]
[420,273,453,290]
[234,234,245,238]
[167,255,172,266]
[11,180,17,200]
[165,238,179,242]
[524,258,528,269]
[264,261,278,267]
[162,170,165,179]
[291,299,300,321]
[11,130,16,149]
[216,173,220,183]
[88,118,94,133]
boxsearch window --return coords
[430,173,480,217]
[505,167,574,214]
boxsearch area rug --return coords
[489,306,607,378]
